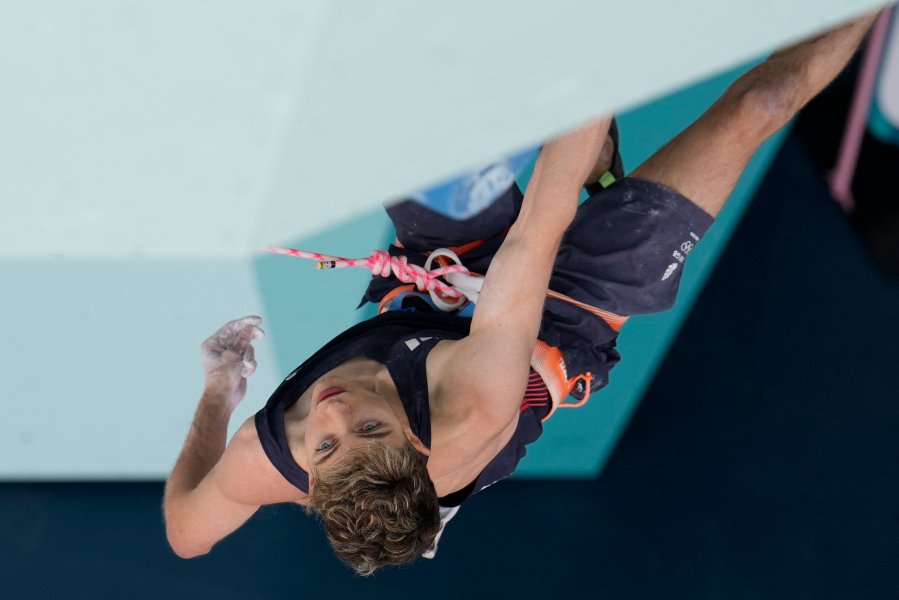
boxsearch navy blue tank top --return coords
[254,311,549,506]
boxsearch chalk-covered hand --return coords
[201,316,265,408]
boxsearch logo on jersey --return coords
[404,336,435,351]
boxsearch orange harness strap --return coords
[530,340,594,422]
[546,290,628,332]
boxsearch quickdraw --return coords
[266,244,630,417]
[265,246,485,311]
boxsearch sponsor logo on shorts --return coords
[662,262,679,281]
[663,236,699,280]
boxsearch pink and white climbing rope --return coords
[265,246,472,302]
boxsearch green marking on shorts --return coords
[599,171,617,188]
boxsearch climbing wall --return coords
[0,0,888,478]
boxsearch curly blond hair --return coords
[308,441,442,575]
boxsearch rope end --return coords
[266,246,297,257]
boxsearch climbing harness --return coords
[266,240,628,419]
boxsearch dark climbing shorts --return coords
[367,175,714,393]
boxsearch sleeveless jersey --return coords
[254,311,550,507]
